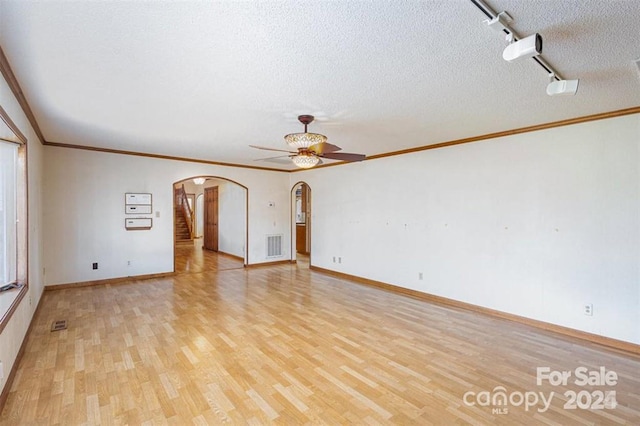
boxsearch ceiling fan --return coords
[250,115,366,169]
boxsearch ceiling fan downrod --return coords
[297,115,314,133]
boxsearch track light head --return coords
[546,73,579,96]
[502,33,542,62]
[547,79,579,96]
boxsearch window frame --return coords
[0,105,28,334]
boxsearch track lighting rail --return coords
[469,0,564,82]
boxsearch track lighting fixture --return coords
[486,13,543,62]
[546,73,579,96]
[503,33,542,62]
[475,0,579,97]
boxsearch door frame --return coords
[172,176,249,270]
[290,181,311,265]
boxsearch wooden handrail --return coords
[175,185,193,239]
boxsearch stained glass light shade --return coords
[284,132,327,150]
[291,154,320,169]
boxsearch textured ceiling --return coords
[1,0,639,170]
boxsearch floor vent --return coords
[51,320,67,332]
[266,234,283,258]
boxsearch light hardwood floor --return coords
[174,239,245,274]
[1,247,639,424]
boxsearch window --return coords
[0,140,18,286]
[0,106,27,333]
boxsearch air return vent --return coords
[266,234,283,258]
[51,320,67,332]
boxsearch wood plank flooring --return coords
[174,239,244,274]
[1,248,639,424]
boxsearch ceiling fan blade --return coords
[255,154,291,161]
[320,152,366,162]
[249,144,295,153]
[309,142,342,154]
[257,157,293,165]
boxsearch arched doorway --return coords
[173,176,248,272]
[291,182,311,267]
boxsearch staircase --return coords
[175,206,192,244]
[174,185,194,245]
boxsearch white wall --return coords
[295,114,640,345]
[195,194,204,238]
[0,75,44,395]
[215,180,246,258]
[43,148,290,286]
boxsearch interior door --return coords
[204,186,219,251]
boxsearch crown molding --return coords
[0,44,45,144]
[365,106,640,162]
[291,106,640,172]
[43,141,289,172]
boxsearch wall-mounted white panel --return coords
[125,205,152,214]
[125,218,152,230]
[125,193,152,205]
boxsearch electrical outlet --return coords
[418,272,423,280]
[127,260,131,266]
[92,262,98,270]
[0,360,4,380]
[584,304,593,316]
[338,257,342,264]
[332,256,336,263]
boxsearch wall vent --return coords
[266,234,283,258]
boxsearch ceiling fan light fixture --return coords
[251,114,364,167]
[291,154,320,169]
[284,132,327,149]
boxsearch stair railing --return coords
[175,185,194,239]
